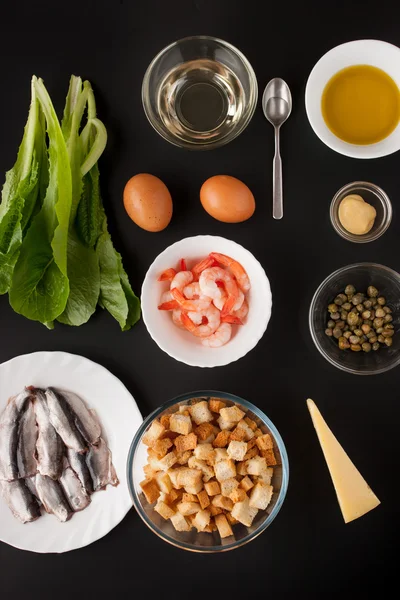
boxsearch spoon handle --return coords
[273,127,283,220]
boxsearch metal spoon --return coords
[262,78,292,219]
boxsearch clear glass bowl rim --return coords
[309,262,400,375]
[127,390,289,553]
[141,35,258,150]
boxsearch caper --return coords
[356,303,364,312]
[364,319,373,327]
[376,327,384,334]
[373,317,384,329]
[347,312,358,326]
[357,316,363,326]
[349,325,356,332]
[369,310,375,320]
[382,329,394,337]
[377,296,386,306]
[386,323,394,329]
[340,311,348,321]
[363,300,372,309]
[383,306,392,314]
[327,319,335,328]
[338,337,350,350]
[336,320,345,329]
[343,324,350,331]
[378,335,385,343]
[349,335,360,344]
[362,342,372,352]
[331,312,340,320]
[345,285,356,296]
[370,297,377,306]
[325,328,333,337]
[367,286,379,297]
[361,324,371,334]
[384,337,393,347]
[334,297,343,306]
[362,310,371,320]
[328,303,338,313]
[343,330,352,339]
[366,331,375,339]
[384,314,393,323]
[352,294,363,305]
[372,342,380,351]
[354,329,363,337]
[342,302,352,311]
[333,327,342,339]
[369,336,378,344]
[351,344,362,352]
[375,307,385,318]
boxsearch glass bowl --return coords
[127,391,289,552]
[330,181,392,243]
[309,263,400,375]
[142,36,258,150]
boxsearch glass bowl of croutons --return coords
[127,391,289,552]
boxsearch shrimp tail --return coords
[192,256,215,279]
[180,259,187,271]
[158,300,179,310]
[180,312,196,333]
[221,315,243,325]
[158,268,177,282]
[220,295,237,318]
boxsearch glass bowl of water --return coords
[142,36,258,150]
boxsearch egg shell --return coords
[123,173,173,232]
[200,175,255,223]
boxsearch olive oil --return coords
[322,65,400,145]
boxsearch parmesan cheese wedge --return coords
[307,399,380,523]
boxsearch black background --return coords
[0,0,397,597]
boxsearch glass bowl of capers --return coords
[309,263,400,375]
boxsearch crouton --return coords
[244,416,258,431]
[254,428,263,437]
[210,504,223,516]
[142,420,165,446]
[178,406,190,415]
[203,521,217,533]
[140,478,160,504]
[170,512,191,532]
[152,437,173,457]
[176,450,192,465]
[143,464,157,479]
[230,427,247,442]
[155,471,173,494]
[220,405,245,423]
[195,422,215,441]
[256,433,274,452]
[231,496,258,527]
[245,456,268,477]
[227,440,248,462]
[217,415,236,431]
[261,447,278,466]
[177,501,201,516]
[147,447,160,459]
[213,430,231,447]
[247,437,258,450]
[187,457,214,482]
[160,414,171,429]
[212,494,234,511]
[204,480,221,496]
[213,448,229,463]
[215,459,236,482]
[150,450,178,472]
[194,443,215,462]
[243,447,259,460]
[200,433,216,445]
[235,419,255,441]
[249,482,274,510]
[220,478,239,497]
[177,467,203,494]
[208,398,226,413]
[189,401,213,425]
[154,500,175,520]
[229,488,247,503]
[166,488,181,504]
[169,413,192,435]
[174,432,197,453]
[193,509,211,531]
[215,514,233,538]
[236,461,248,476]
[240,475,254,492]
[197,489,210,509]
[167,468,184,488]
[182,492,198,503]
[226,512,239,525]
[258,467,274,485]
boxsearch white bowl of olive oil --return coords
[305,40,400,158]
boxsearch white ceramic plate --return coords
[0,351,142,553]
[141,235,272,367]
[305,39,400,158]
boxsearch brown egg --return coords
[200,175,255,223]
[123,173,173,232]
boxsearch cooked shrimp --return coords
[192,256,215,280]
[221,314,243,325]
[181,305,221,338]
[234,298,249,321]
[183,282,211,302]
[213,288,244,312]
[173,309,202,328]
[199,267,239,317]
[209,252,251,293]
[170,270,193,291]
[171,288,211,312]
[201,322,232,347]
[158,290,179,310]
[158,268,176,282]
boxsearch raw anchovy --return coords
[86,438,119,492]
[0,479,41,523]
[17,401,38,478]
[25,475,41,504]
[34,390,64,479]
[62,390,101,445]
[67,447,93,494]
[35,474,72,522]
[45,388,86,453]
[0,390,33,481]
[60,458,90,512]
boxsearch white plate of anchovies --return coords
[0,351,142,553]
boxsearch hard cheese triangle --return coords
[307,399,380,523]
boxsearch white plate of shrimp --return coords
[141,236,272,367]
